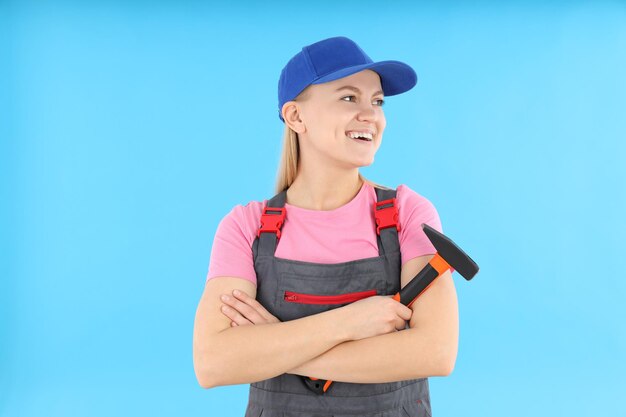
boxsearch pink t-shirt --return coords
[206,183,444,285]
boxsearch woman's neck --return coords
[286,171,364,211]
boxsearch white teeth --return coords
[347,131,373,140]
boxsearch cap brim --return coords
[311,60,417,96]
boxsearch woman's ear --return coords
[283,101,305,134]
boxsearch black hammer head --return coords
[421,223,479,281]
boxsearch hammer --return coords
[303,223,479,395]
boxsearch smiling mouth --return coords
[346,135,373,142]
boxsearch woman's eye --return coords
[341,96,385,106]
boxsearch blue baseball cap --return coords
[277,36,418,123]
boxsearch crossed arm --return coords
[217,255,459,383]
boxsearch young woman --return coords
[193,36,459,417]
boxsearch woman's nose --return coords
[356,102,379,121]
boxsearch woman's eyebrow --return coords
[334,86,384,97]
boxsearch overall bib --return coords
[244,186,432,417]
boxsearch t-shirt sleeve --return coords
[397,184,444,267]
[205,205,257,286]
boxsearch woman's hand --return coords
[340,295,412,341]
[220,290,281,327]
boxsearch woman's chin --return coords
[350,156,375,168]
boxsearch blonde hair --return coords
[274,123,390,194]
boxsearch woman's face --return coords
[286,69,387,170]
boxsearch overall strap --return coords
[374,187,401,256]
[253,189,287,260]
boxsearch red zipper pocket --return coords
[284,289,377,305]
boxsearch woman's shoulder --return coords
[212,198,268,247]
[220,198,266,229]
[396,183,434,203]
[370,183,440,227]
[394,183,442,231]
[369,182,436,207]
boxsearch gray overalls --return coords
[244,186,432,417]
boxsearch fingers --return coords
[393,301,412,330]
[220,294,264,324]
[395,316,409,331]
[400,305,413,321]
[231,290,280,323]
[220,303,252,326]
[392,298,413,321]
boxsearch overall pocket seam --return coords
[283,289,378,305]
[276,272,386,306]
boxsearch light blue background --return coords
[2,1,625,416]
